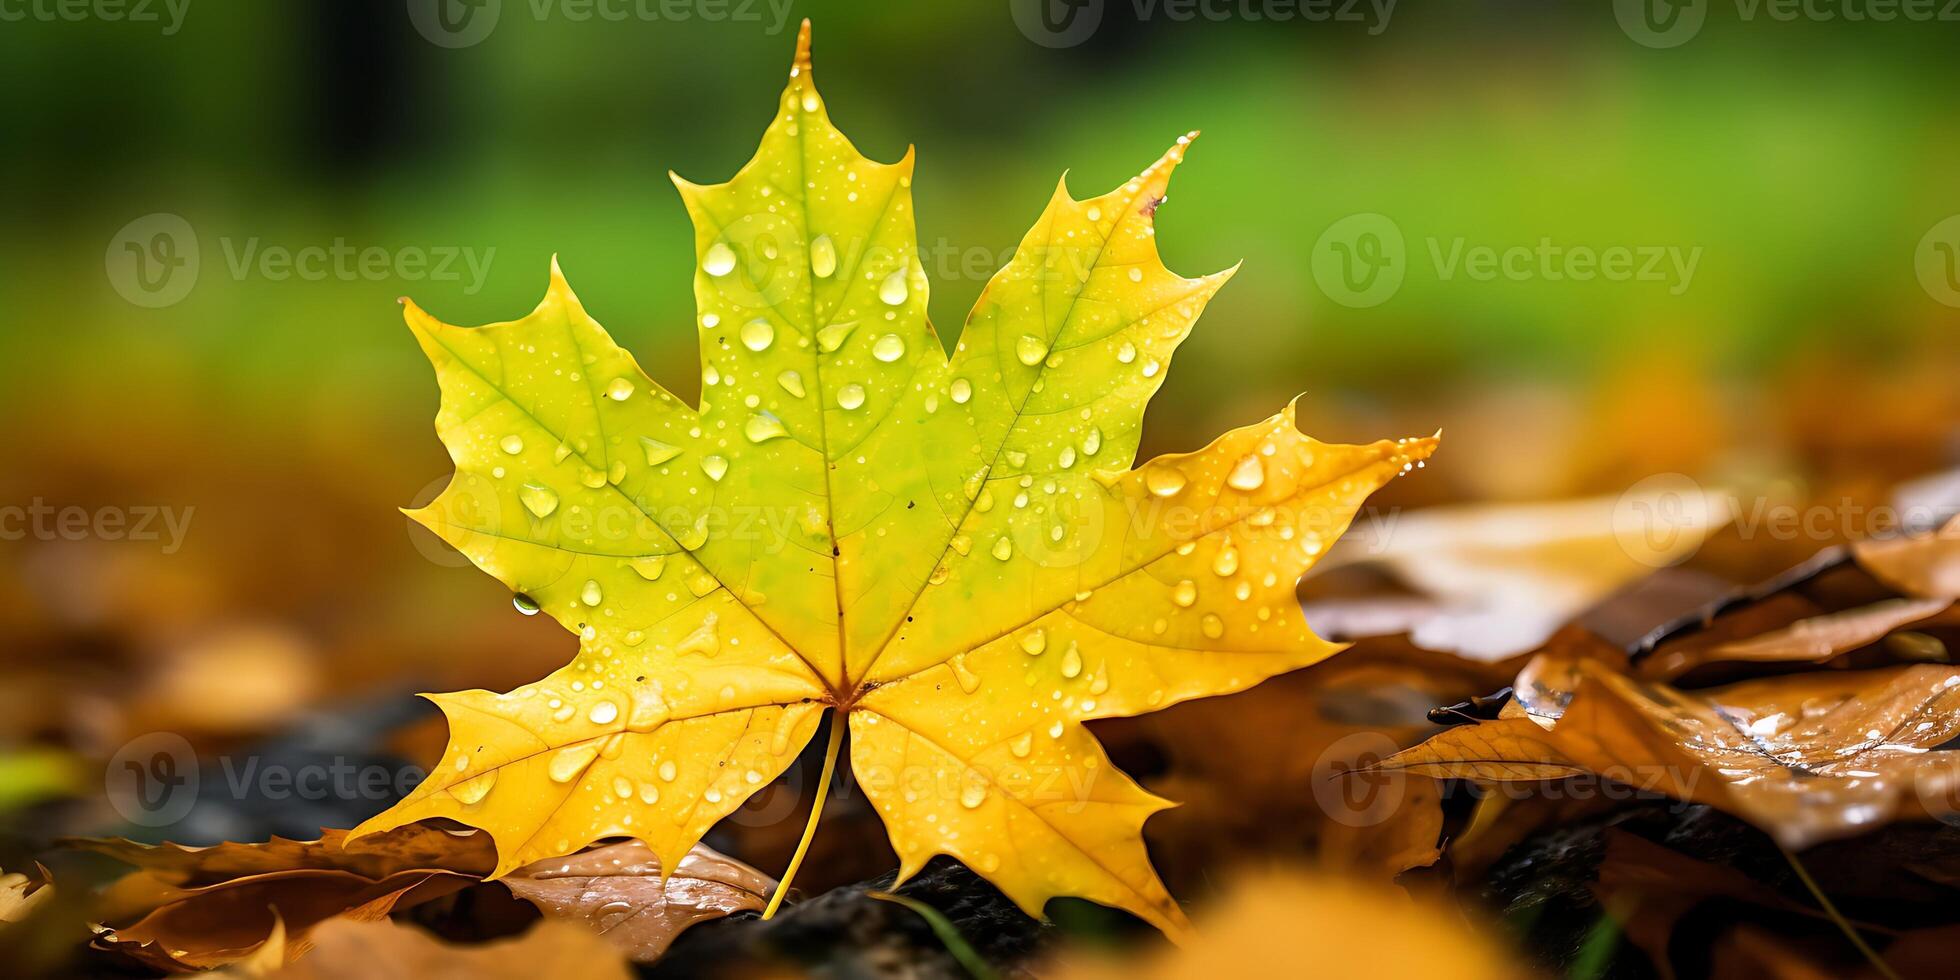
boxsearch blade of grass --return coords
[1781,845,1900,980]
[867,890,1000,980]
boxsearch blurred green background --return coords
[2,0,1958,843]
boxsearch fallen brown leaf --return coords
[0,865,51,923]
[1853,516,1960,599]
[1642,598,1954,681]
[1380,657,1960,848]
[501,839,770,963]
[71,825,769,972]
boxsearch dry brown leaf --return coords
[0,865,51,924]
[1853,516,1960,599]
[1641,598,1954,681]
[71,823,495,925]
[90,867,467,973]
[274,919,632,980]
[1381,658,1960,848]
[1047,869,1527,979]
[501,840,770,963]
[73,826,765,971]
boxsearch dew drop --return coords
[639,782,660,804]
[951,656,982,694]
[589,699,618,725]
[548,744,599,783]
[872,333,905,362]
[703,242,737,277]
[1082,427,1103,455]
[816,319,857,352]
[612,776,634,799]
[744,412,789,443]
[836,384,866,410]
[778,370,806,398]
[450,770,497,804]
[500,434,524,455]
[701,455,729,481]
[960,781,987,809]
[1145,466,1186,497]
[581,580,603,606]
[1227,455,1266,491]
[513,593,541,616]
[1018,629,1047,656]
[1117,341,1137,364]
[810,234,838,277]
[991,536,1014,561]
[1015,334,1049,366]
[1201,614,1226,639]
[1009,732,1033,758]
[640,437,682,466]
[1173,579,1198,607]
[1212,548,1239,577]
[740,319,775,352]
[879,270,909,306]
[949,378,972,404]
[1128,267,1143,282]
[630,556,666,580]
[519,482,559,518]
[606,377,634,401]
[1060,643,1084,679]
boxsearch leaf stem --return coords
[763,712,844,919]
[1780,845,1900,980]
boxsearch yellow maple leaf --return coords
[352,22,1435,933]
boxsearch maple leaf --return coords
[351,21,1434,932]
